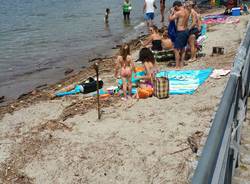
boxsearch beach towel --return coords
[118,71,146,86]
[168,21,177,43]
[156,68,213,95]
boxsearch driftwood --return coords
[187,131,204,153]
[169,147,189,155]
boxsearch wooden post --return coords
[94,63,101,119]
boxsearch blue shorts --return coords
[174,30,189,49]
[144,12,154,20]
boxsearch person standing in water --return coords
[143,0,157,26]
[123,0,132,21]
[160,0,166,22]
[104,8,110,23]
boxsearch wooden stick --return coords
[94,63,101,119]
[169,147,189,155]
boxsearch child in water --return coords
[114,43,135,100]
[123,0,132,21]
[104,8,110,23]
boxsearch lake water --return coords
[0,0,173,101]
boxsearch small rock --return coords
[64,68,74,75]
[0,96,5,103]
[74,173,79,177]
[240,154,250,165]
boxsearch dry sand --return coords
[0,11,250,184]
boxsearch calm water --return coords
[0,0,173,101]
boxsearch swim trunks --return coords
[144,12,154,20]
[189,28,201,39]
[174,30,189,49]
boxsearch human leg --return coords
[188,34,197,61]
[180,49,186,68]
[122,77,128,98]
[127,12,130,20]
[123,12,127,21]
[160,5,165,22]
[174,49,181,68]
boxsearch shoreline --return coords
[0,5,231,115]
[0,6,250,183]
[0,33,146,119]
[0,3,217,106]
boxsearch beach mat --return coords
[156,68,213,95]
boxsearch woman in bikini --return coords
[142,25,163,51]
[114,43,135,100]
[134,48,158,99]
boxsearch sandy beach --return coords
[0,8,250,184]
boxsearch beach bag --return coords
[80,77,104,94]
[138,87,154,99]
[153,77,169,99]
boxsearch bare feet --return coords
[188,58,197,63]
[121,97,127,101]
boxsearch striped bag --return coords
[153,77,169,99]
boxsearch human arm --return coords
[190,11,197,29]
[143,0,146,13]
[142,35,153,47]
[153,0,157,9]
[168,9,178,21]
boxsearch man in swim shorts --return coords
[168,1,189,68]
[143,0,157,26]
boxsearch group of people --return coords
[114,44,157,100]
[105,0,166,23]
[114,0,203,100]
[169,0,202,68]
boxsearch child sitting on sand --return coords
[114,43,135,100]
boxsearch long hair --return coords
[150,25,159,33]
[138,48,155,64]
[120,43,130,60]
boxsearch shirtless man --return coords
[168,1,189,68]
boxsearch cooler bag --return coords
[153,77,169,99]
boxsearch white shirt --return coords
[145,0,155,13]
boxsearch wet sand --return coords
[0,9,250,184]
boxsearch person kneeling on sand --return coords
[168,1,189,69]
[134,48,158,99]
[114,43,135,101]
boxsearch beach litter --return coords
[212,46,225,56]
[210,69,230,79]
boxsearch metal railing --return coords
[192,21,250,184]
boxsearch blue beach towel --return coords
[118,71,146,86]
[156,68,213,95]
[168,21,177,43]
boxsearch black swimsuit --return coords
[152,40,163,51]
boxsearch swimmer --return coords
[114,43,135,100]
